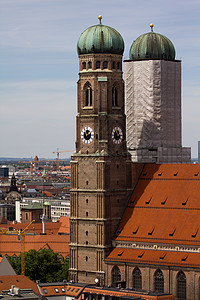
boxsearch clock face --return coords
[112,127,123,144]
[81,126,94,144]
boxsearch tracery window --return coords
[111,266,121,286]
[177,271,186,300]
[112,87,118,106]
[154,269,164,293]
[133,267,142,289]
[85,84,92,106]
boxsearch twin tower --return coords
[69,16,190,285]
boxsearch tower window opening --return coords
[86,212,88,217]
[96,61,100,69]
[86,199,88,204]
[86,180,88,185]
[86,256,88,261]
[82,62,86,69]
[88,61,92,69]
[112,87,118,106]
[112,61,116,69]
[85,85,92,106]
[86,241,88,245]
[86,231,88,236]
[103,61,108,69]
[117,62,120,69]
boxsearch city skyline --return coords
[0,0,199,158]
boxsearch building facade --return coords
[69,16,132,285]
[124,25,191,163]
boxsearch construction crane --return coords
[0,220,35,275]
[52,148,73,171]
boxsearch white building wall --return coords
[124,59,191,163]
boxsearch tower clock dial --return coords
[81,126,94,144]
[112,127,123,144]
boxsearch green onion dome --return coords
[77,16,124,55]
[129,24,175,60]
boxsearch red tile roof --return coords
[107,164,200,267]
[0,275,39,294]
[0,234,69,258]
[114,164,200,246]
[106,247,200,268]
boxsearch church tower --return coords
[69,16,132,285]
[124,24,191,163]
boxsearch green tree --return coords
[8,249,69,283]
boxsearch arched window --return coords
[96,61,100,69]
[117,62,120,69]
[177,271,186,300]
[133,267,142,289]
[82,62,86,69]
[88,61,92,69]
[112,61,116,69]
[112,87,118,106]
[111,266,121,286]
[154,269,164,293]
[103,61,108,69]
[85,84,92,106]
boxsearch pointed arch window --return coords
[111,265,121,286]
[112,87,118,106]
[133,267,142,289]
[154,269,164,293]
[177,271,186,300]
[85,84,92,106]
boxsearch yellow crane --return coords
[52,148,73,171]
[0,220,35,275]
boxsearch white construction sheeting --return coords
[124,59,191,163]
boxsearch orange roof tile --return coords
[0,234,69,257]
[84,286,175,300]
[0,275,39,294]
[57,216,70,234]
[114,164,200,246]
[106,247,200,269]
[40,284,84,297]
[0,218,69,235]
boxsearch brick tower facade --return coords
[69,17,132,285]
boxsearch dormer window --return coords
[112,87,118,106]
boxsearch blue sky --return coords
[0,0,200,158]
